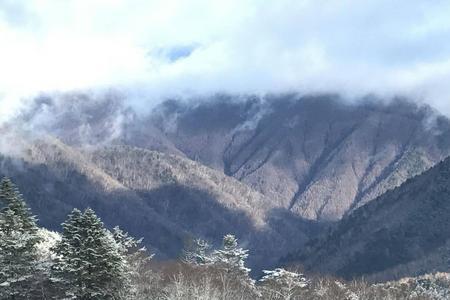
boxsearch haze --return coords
[1,0,450,121]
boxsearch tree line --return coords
[0,177,309,299]
[1,177,449,299]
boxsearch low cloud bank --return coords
[1,0,450,123]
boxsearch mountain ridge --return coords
[285,155,450,281]
[146,95,450,220]
[0,135,313,271]
[20,93,450,221]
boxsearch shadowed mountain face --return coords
[20,93,450,222]
[0,137,315,271]
[0,139,187,257]
[287,156,450,282]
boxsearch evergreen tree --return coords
[52,208,128,299]
[0,178,38,231]
[212,234,251,276]
[210,234,257,297]
[259,268,308,300]
[0,177,41,299]
[182,237,211,265]
[51,208,83,296]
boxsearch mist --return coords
[1,0,450,124]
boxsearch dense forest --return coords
[1,177,450,299]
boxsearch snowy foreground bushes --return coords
[2,177,450,299]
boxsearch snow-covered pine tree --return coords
[52,208,129,299]
[0,178,38,231]
[212,234,251,277]
[211,234,257,296]
[0,177,42,299]
[51,208,83,296]
[259,268,309,300]
[182,237,211,265]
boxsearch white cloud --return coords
[1,0,450,121]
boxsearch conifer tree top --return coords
[0,177,41,298]
[0,177,38,233]
[53,207,129,299]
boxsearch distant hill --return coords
[285,155,450,281]
[0,137,315,271]
[18,93,450,222]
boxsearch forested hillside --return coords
[0,136,316,272]
[2,177,450,300]
[19,94,450,221]
[286,155,450,282]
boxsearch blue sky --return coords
[1,0,450,119]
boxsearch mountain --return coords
[286,155,450,281]
[20,93,450,222]
[0,136,185,256]
[131,94,450,221]
[0,136,315,270]
[4,92,450,274]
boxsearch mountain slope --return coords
[89,145,320,268]
[0,137,187,256]
[20,93,450,222]
[0,136,313,270]
[148,95,450,221]
[90,145,271,227]
[286,156,450,281]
